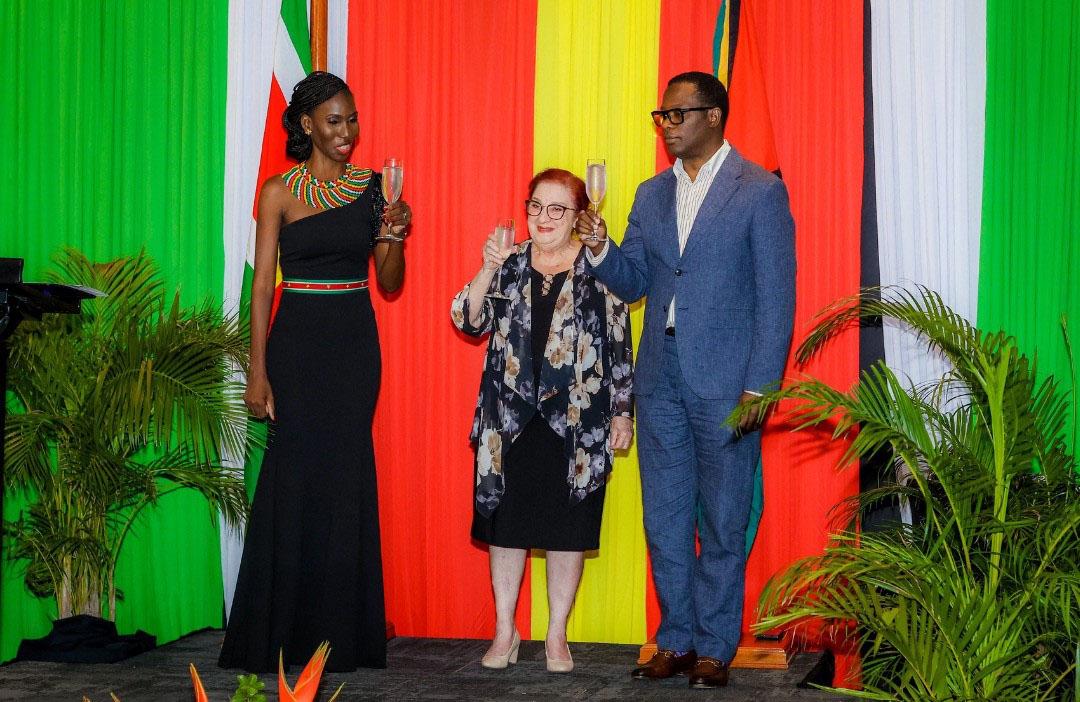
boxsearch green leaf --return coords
[4,249,253,618]
[230,673,266,702]
[750,286,1080,700]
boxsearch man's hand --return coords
[735,391,765,436]
[574,210,608,254]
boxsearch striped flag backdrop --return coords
[2,0,1077,666]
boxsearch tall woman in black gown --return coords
[219,72,411,673]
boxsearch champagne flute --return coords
[486,218,516,300]
[375,157,405,243]
[585,158,607,242]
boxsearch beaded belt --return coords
[280,278,369,293]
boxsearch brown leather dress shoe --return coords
[631,649,698,679]
[688,656,730,688]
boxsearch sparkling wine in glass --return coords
[375,157,405,242]
[486,218,516,300]
[585,159,607,242]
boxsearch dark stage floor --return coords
[0,630,846,701]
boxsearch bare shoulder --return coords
[261,174,289,199]
[257,174,291,214]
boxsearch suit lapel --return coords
[680,147,745,261]
[655,171,680,266]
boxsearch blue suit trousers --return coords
[637,336,760,661]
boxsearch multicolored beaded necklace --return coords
[282,162,373,209]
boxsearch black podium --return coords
[0,258,102,620]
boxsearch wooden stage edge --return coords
[637,633,793,669]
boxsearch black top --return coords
[276,172,387,281]
[529,267,569,395]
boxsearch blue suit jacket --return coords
[589,147,796,401]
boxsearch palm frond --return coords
[4,248,252,619]
[139,447,249,528]
[4,413,62,488]
[750,286,1079,700]
[47,248,163,331]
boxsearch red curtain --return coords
[347,0,538,638]
[738,0,864,637]
[725,0,780,173]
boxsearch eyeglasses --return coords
[650,106,718,127]
[525,199,577,220]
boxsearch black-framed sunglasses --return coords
[525,199,577,220]
[650,106,718,127]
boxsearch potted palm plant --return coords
[735,287,1080,700]
[4,248,249,656]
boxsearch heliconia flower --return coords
[279,642,344,702]
[189,663,209,702]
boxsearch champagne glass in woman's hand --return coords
[485,219,516,300]
[584,159,607,243]
[375,157,405,243]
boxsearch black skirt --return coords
[471,414,606,552]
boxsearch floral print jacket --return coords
[451,241,634,517]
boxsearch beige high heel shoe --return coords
[481,631,520,669]
[545,642,574,673]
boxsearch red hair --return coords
[528,168,588,211]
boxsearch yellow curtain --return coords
[530,0,661,644]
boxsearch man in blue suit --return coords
[577,71,795,689]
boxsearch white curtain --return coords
[221,0,282,621]
[328,0,350,80]
[224,1,280,316]
[871,0,986,393]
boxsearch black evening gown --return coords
[471,268,606,552]
[219,181,387,673]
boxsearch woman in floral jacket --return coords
[451,169,633,673]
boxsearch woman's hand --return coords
[482,229,512,272]
[574,210,608,255]
[245,373,275,420]
[384,200,412,236]
[609,415,633,450]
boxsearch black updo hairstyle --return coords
[282,71,352,161]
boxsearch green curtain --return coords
[0,0,227,660]
[977,0,1080,453]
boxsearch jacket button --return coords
[675,269,683,276]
